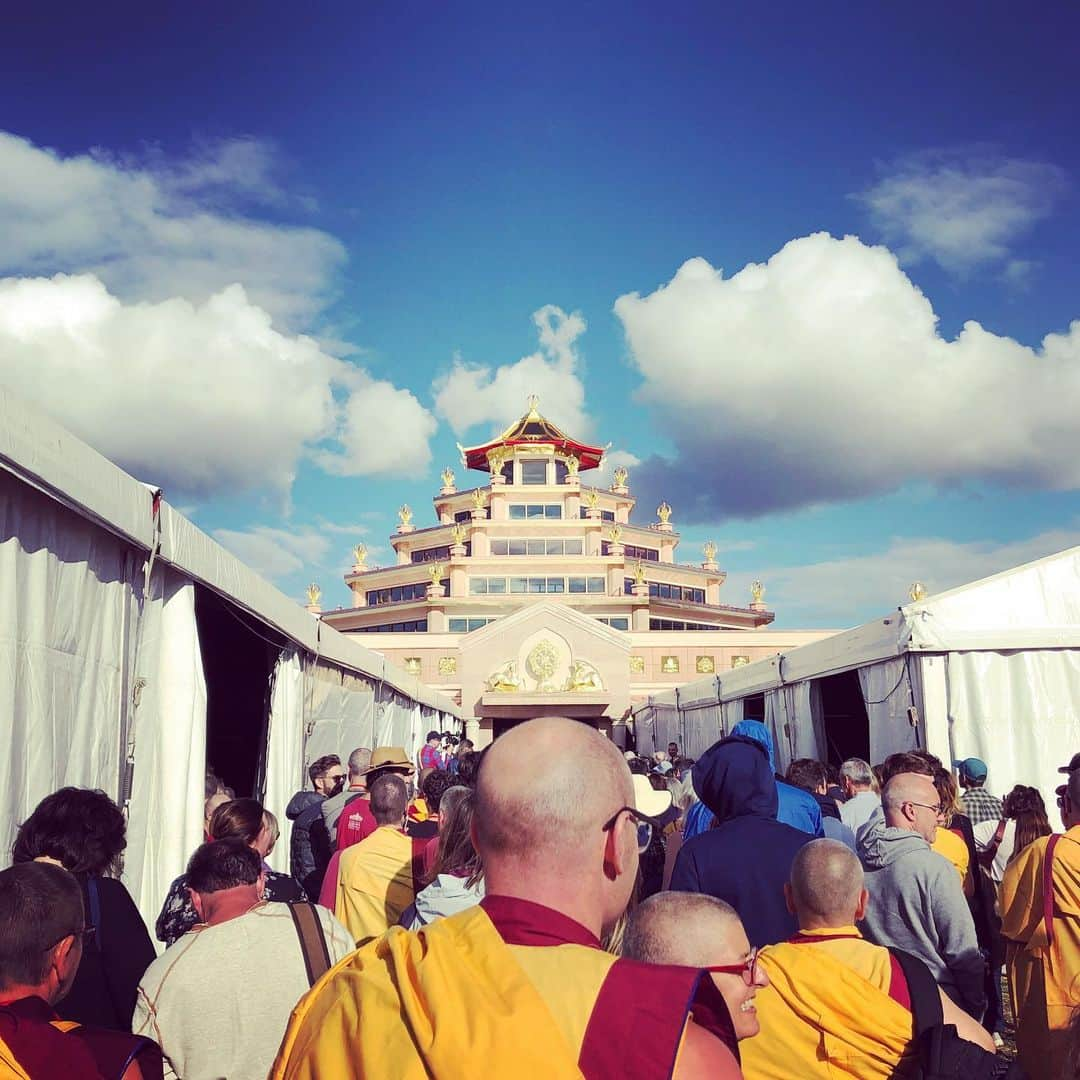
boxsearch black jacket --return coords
[670,735,812,946]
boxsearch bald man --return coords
[858,773,985,1019]
[624,893,767,1048]
[739,839,993,1078]
[273,717,742,1079]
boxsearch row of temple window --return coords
[410,536,660,561]
[623,579,706,603]
[352,615,715,633]
[366,580,449,606]
[469,576,608,595]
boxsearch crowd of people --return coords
[2,719,1078,1079]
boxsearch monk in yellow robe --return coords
[1000,769,1080,1080]
[273,717,741,1079]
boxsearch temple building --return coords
[318,399,831,746]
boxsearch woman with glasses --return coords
[11,787,157,1032]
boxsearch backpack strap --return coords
[977,819,1007,870]
[887,948,943,1036]
[289,902,332,987]
[1043,833,1062,947]
[86,876,103,951]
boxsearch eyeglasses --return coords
[706,948,760,986]
[906,801,943,816]
[43,926,96,952]
[601,806,654,853]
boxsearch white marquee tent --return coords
[633,546,1080,805]
[0,385,459,933]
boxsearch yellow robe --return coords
[739,926,917,1080]
[272,904,618,1079]
[1000,826,1080,1080]
[932,827,973,897]
[335,825,417,946]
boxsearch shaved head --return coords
[475,716,632,867]
[623,892,742,966]
[789,839,864,924]
[882,772,938,813]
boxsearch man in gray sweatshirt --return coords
[857,771,985,1019]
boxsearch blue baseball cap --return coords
[954,757,988,782]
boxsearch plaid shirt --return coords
[960,786,1003,826]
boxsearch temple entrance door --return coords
[818,670,870,765]
[490,714,602,740]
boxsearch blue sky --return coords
[1,3,1078,626]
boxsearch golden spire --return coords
[526,393,541,418]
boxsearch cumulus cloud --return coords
[614,234,1080,520]
[725,527,1080,629]
[0,273,435,498]
[0,131,343,326]
[213,525,333,581]
[434,305,589,436]
[856,149,1067,273]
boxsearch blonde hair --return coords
[261,809,279,855]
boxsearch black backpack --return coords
[888,948,1027,1079]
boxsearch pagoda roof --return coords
[459,397,606,472]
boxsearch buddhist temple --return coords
[319,398,831,746]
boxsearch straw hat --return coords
[359,747,415,777]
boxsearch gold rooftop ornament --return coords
[583,489,600,508]
[656,501,672,524]
[397,504,413,525]
[751,580,765,604]
[427,562,444,584]
[703,540,718,562]
[909,581,928,602]
[565,455,580,476]
[634,559,647,585]
[607,524,623,544]
[450,523,468,545]
[440,466,456,489]
[306,583,322,607]
[526,393,541,417]
[471,488,487,509]
[611,465,629,489]
[352,543,367,567]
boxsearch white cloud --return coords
[213,525,333,581]
[856,149,1066,273]
[614,234,1080,519]
[0,273,437,498]
[434,305,589,437]
[725,528,1080,629]
[592,449,642,489]
[0,131,343,327]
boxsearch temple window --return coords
[508,504,562,520]
[649,618,722,631]
[624,580,705,603]
[596,616,630,630]
[448,617,497,633]
[520,459,549,485]
[490,537,584,555]
[366,580,448,606]
[582,508,617,522]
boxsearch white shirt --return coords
[840,789,881,835]
[973,817,1015,884]
[133,901,353,1080]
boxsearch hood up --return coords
[286,790,323,820]
[730,719,777,772]
[691,735,779,823]
[857,814,931,870]
[413,874,485,925]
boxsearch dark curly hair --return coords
[421,770,463,815]
[12,787,127,877]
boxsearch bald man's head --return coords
[882,772,941,843]
[788,839,865,927]
[623,892,743,966]
[475,717,633,867]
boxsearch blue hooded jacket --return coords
[730,719,824,838]
[670,735,812,946]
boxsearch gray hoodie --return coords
[857,813,985,1017]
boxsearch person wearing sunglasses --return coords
[0,862,163,1080]
[274,716,743,1079]
[858,772,985,1021]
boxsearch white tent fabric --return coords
[0,475,131,857]
[946,649,1080,805]
[123,571,207,930]
[304,664,376,766]
[263,650,306,874]
[858,657,919,764]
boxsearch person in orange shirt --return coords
[1001,765,1080,1080]
[335,774,427,946]
[274,717,741,1079]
